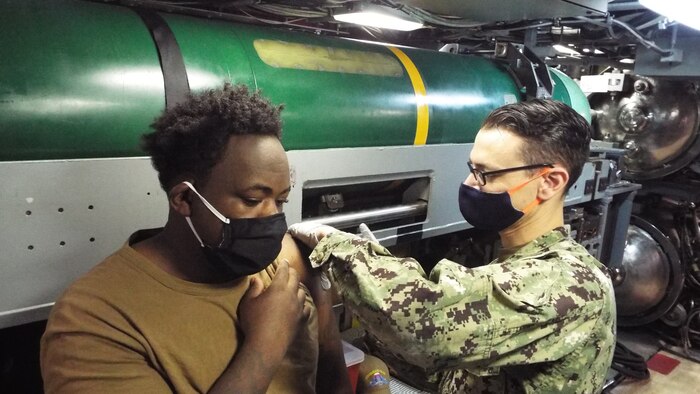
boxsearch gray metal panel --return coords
[401,0,607,22]
[286,144,474,246]
[593,159,612,200]
[564,161,596,206]
[0,158,168,328]
[601,183,642,267]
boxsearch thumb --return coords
[245,277,264,299]
[358,223,378,243]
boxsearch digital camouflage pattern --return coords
[309,228,616,393]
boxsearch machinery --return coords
[590,73,700,359]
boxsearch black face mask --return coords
[458,183,524,232]
[182,181,288,278]
[458,170,548,232]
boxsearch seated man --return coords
[291,99,616,393]
[41,83,350,393]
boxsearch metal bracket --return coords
[439,43,461,54]
[660,48,683,64]
[494,42,553,99]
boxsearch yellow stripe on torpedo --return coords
[387,46,429,145]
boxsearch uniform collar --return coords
[497,227,568,262]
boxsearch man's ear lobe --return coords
[168,182,193,216]
[538,168,569,201]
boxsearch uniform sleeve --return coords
[309,232,606,375]
[40,293,172,394]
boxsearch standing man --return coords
[290,99,616,393]
[41,83,350,393]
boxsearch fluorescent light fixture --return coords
[334,4,423,31]
[620,58,635,64]
[553,44,580,56]
[640,0,700,31]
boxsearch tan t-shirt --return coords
[41,230,319,393]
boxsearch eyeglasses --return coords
[467,162,554,186]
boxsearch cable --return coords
[380,0,485,29]
[250,4,326,18]
[575,15,673,56]
[605,341,649,392]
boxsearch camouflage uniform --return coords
[309,228,616,393]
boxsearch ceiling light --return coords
[553,44,580,56]
[594,49,604,55]
[334,4,424,31]
[640,0,700,31]
[582,48,591,53]
[620,58,635,64]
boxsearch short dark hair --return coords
[481,99,591,190]
[142,83,284,190]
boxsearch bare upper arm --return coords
[275,234,351,392]
[278,233,314,287]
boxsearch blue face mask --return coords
[182,181,288,278]
[458,171,548,232]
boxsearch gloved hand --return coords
[288,222,338,249]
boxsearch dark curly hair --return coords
[142,83,284,190]
[482,99,591,191]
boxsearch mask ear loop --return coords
[185,217,206,247]
[506,168,553,214]
[182,181,230,224]
[520,198,542,214]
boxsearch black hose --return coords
[603,341,650,392]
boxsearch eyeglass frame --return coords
[467,162,554,186]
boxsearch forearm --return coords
[208,341,283,394]
[312,275,352,393]
[278,233,352,391]
[316,328,352,394]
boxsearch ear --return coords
[537,167,569,201]
[168,182,193,216]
